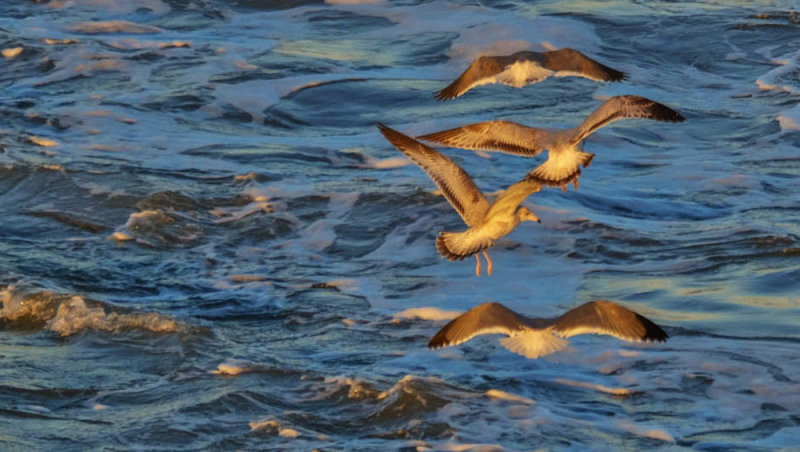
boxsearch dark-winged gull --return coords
[429,301,667,358]
[419,95,685,191]
[436,48,625,100]
[378,124,542,277]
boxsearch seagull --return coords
[378,124,542,277]
[436,48,626,100]
[429,301,667,358]
[418,95,685,191]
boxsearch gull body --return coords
[429,301,667,359]
[377,124,541,276]
[419,95,685,190]
[437,48,625,100]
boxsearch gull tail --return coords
[436,231,490,261]
[499,331,569,359]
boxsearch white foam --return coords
[554,378,633,396]
[618,422,674,443]
[756,50,799,94]
[485,389,535,405]
[777,104,800,132]
[67,20,163,35]
[46,0,170,14]
[0,287,183,336]
[211,361,252,376]
[2,47,23,59]
[394,307,461,322]
[46,296,182,336]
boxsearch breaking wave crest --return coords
[0,286,185,336]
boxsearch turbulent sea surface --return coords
[1,0,799,449]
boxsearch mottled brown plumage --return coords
[436,48,625,100]
[419,95,685,190]
[378,124,542,276]
[429,301,667,359]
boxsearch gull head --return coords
[516,206,541,223]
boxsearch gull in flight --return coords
[436,48,625,100]
[419,95,685,191]
[378,124,542,277]
[429,301,667,358]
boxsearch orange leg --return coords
[483,250,493,276]
[474,254,481,277]
[561,184,567,193]
[573,179,579,190]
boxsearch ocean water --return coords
[0,0,799,449]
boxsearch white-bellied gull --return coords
[429,301,667,358]
[436,48,625,100]
[419,95,685,190]
[378,124,542,277]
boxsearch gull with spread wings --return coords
[429,301,667,358]
[378,124,542,277]
[419,95,685,191]
[436,48,625,100]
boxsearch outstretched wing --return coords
[571,95,685,144]
[377,124,490,227]
[418,120,548,157]
[429,302,569,359]
[541,48,626,82]
[436,55,512,100]
[428,302,529,348]
[550,301,668,342]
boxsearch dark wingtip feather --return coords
[636,312,669,342]
[435,83,459,101]
[606,67,626,82]
[650,102,686,123]
[377,123,419,151]
[428,328,449,348]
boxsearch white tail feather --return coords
[499,331,569,358]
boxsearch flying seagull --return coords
[419,95,685,191]
[436,48,625,100]
[378,124,542,277]
[429,301,667,358]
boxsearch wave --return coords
[0,286,184,336]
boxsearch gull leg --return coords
[474,254,481,277]
[573,179,579,190]
[561,184,567,193]
[483,250,493,276]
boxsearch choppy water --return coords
[1,0,799,449]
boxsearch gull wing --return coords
[418,120,548,157]
[428,302,530,348]
[429,302,569,358]
[484,177,542,220]
[541,48,626,82]
[436,55,514,100]
[571,95,685,144]
[377,124,490,227]
[550,301,668,342]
